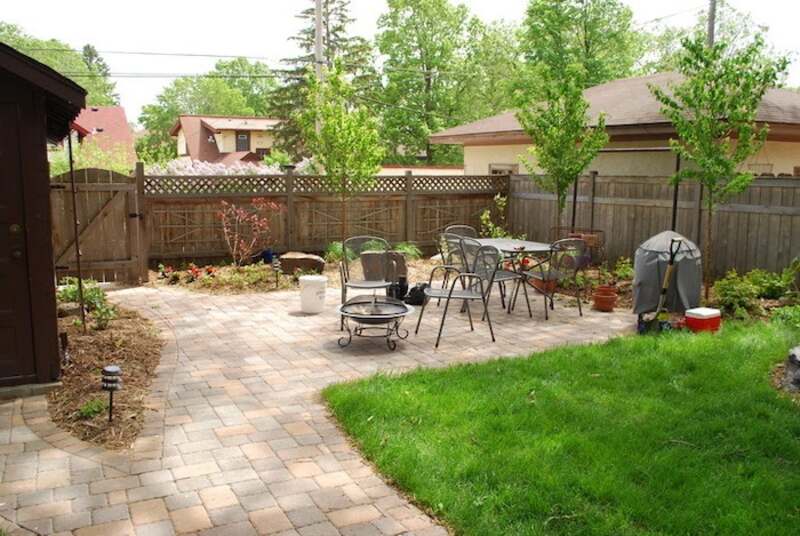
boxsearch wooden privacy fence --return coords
[508,174,800,275]
[141,168,505,261]
[50,168,146,284]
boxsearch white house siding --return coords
[177,131,187,156]
[463,140,800,176]
[214,130,275,153]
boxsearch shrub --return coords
[393,242,422,260]
[480,194,513,238]
[77,398,107,419]
[613,257,634,281]
[218,198,282,266]
[771,305,800,329]
[92,304,117,330]
[324,241,358,263]
[745,268,793,299]
[57,277,106,311]
[713,270,761,319]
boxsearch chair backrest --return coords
[459,237,483,275]
[442,232,467,270]
[342,236,390,282]
[444,224,478,238]
[549,238,589,276]
[472,245,502,282]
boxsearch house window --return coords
[747,163,773,176]
[236,132,250,152]
[489,164,519,175]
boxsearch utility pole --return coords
[314,0,324,81]
[707,0,717,46]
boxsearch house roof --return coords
[72,106,136,164]
[0,42,86,140]
[430,72,800,145]
[169,115,280,136]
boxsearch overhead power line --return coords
[634,5,706,28]
[21,47,275,61]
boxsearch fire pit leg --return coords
[338,318,353,348]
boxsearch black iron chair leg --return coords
[435,296,452,349]
[465,300,474,331]
[543,292,549,320]
[499,282,506,309]
[520,278,533,318]
[481,284,494,322]
[576,279,583,316]
[415,297,428,334]
[482,294,495,342]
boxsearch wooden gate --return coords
[50,168,145,283]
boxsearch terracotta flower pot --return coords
[592,284,617,312]
[530,278,557,294]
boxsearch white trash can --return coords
[299,275,327,314]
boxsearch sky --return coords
[4,0,798,126]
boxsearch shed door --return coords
[0,102,36,382]
[236,132,250,152]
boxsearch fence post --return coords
[134,162,149,284]
[285,169,295,251]
[588,171,597,230]
[405,171,415,242]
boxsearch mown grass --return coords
[324,322,800,535]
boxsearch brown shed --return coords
[0,43,86,386]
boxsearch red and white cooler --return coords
[685,307,722,333]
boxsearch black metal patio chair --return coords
[339,236,392,327]
[444,224,478,238]
[520,238,589,320]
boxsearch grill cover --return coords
[632,231,702,314]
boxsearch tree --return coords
[49,139,132,177]
[271,0,377,159]
[516,65,608,227]
[136,59,272,163]
[0,22,117,105]
[520,0,642,89]
[637,1,779,75]
[299,64,384,240]
[650,34,787,294]
[377,0,518,164]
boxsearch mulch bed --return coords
[48,307,163,450]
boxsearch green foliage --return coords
[77,398,107,419]
[300,63,384,238]
[57,277,107,312]
[0,23,117,106]
[613,257,634,281]
[519,0,642,89]
[137,58,274,162]
[771,305,800,329]
[479,194,514,238]
[713,270,762,319]
[263,149,293,167]
[377,0,519,164]
[746,268,795,300]
[272,0,377,159]
[392,242,422,260]
[49,140,133,177]
[92,304,117,330]
[325,322,800,535]
[324,241,346,263]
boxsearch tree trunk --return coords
[703,199,713,302]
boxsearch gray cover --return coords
[632,231,702,314]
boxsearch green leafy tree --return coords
[272,0,377,159]
[136,60,271,163]
[0,22,117,105]
[377,0,518,164]
[300,64,384,240]
[519,0,642,89]
[651,34,788,292]
[49,140,132,177]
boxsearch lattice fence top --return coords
[143,173,507,197]
[412,175,508,194]
[144,175,287,196]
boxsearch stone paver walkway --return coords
[1,286,633,536]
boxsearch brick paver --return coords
[0,286,633,534]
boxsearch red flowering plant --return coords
[184,263,203,283]
[205,265,217,277]
[218,198,283,267]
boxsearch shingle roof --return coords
[72,106,136,164]
[430,72,800,143]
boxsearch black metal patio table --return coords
[475,238,552,313]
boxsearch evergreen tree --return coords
[81,44,118,104]
[271,0,377,159]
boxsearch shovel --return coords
[644,238,682,333]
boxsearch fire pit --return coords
[337,295,414,351]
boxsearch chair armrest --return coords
[427,264,461,284]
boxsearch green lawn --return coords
[324,322,800,535]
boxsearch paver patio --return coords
[1,286,633,535]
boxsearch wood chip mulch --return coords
[47,307,163,450]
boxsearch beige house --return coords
[170,115,281,165]
[430,73,800,177]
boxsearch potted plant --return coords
[592,266,618,312]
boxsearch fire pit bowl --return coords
[337,295,414,351]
